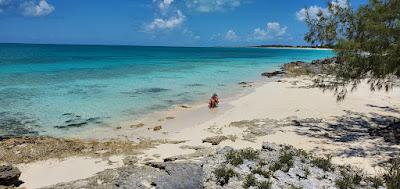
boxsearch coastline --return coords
[2,58,400,188]
[252,46,333,50]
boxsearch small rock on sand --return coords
[130,123,144,128]
[202,135,236,145]
[0,165,21,187]
[153,126,162,131]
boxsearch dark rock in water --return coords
[56,115,103,129]
[121,88,170,97]
[0,112,39,136]
[238,81,254,88]
[135,88,170,94]
[261,70,285,78]
[145,88,169,93]
[187,83,204,87]
[54,121,88,129]
[0,165,22,187]
[86,117,102,124]
[62,113,74,116]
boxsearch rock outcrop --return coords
[0,165,21,187]
[40,142,385,189]
[261,71,285,78]
[261,57,339,78]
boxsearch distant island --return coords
[252,44,333,49]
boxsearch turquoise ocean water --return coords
[0,44,334,136]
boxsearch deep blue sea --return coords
[0,44,334,136]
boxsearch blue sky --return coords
[0,0,366,46]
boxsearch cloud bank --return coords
[145,10,185,31]
[251,22,288,41]
[0,0,55,17]
[296,0,349,21]
[225,29,238,41]
[21,0,54,17]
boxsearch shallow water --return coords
[0,44,334,136]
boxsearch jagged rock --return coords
[43,162,203,189]
[153,126,162,131]
[261,71,285,78]
[280,57,339,76]
[202,135,236,145]
[41,142,388,189]
[311,57,338,65]
[0,165,21,186]
[152,162,203,189]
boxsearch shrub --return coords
[303,167,310,178]
[240,148,259,160]
[384,158,400,189]
[289,184,303,189]
[243,174,257,188]
[257,180,272,189]
[335,166,363,189]
[269,152,294,172]
[213,167,238,186]
[226,148,258,166]
[367,176,384,189]
[311,155,333,171]
[251,167,271,178]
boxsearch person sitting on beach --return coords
[208,93,219,108]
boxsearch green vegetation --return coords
[289,185,303,189]
[243,174,257,188]
[251,167,271,178]
[226,148,258,166]
[303,167,310,178]
[213,167,238,186]
[384,158,400,189]
[269,151,294,172]
[335,166,363,189]
[367,176,384,189]
[310,155,333,171]
[303,0,400,99]
[257,180,272,189]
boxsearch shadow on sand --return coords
[292,106,400,165]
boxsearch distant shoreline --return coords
[252,46,333,50]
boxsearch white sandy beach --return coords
[17,76,400,188]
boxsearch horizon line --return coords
[0,42,321,48]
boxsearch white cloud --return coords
[0,0,10,12]
[267,22,287,36]
[296,5,327,21]
[296,0,349,21]
[251,22,288,41]
[20,0,55,17]
[225,29,238,41]
[159,0,174,12]
[331,0,349,9]
[253,28,267,40]
[185,0,241,13]
[145,10,185,31]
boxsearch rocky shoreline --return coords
[1,57,399,189]
[36,143,398,189]
[261,57,338,78]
